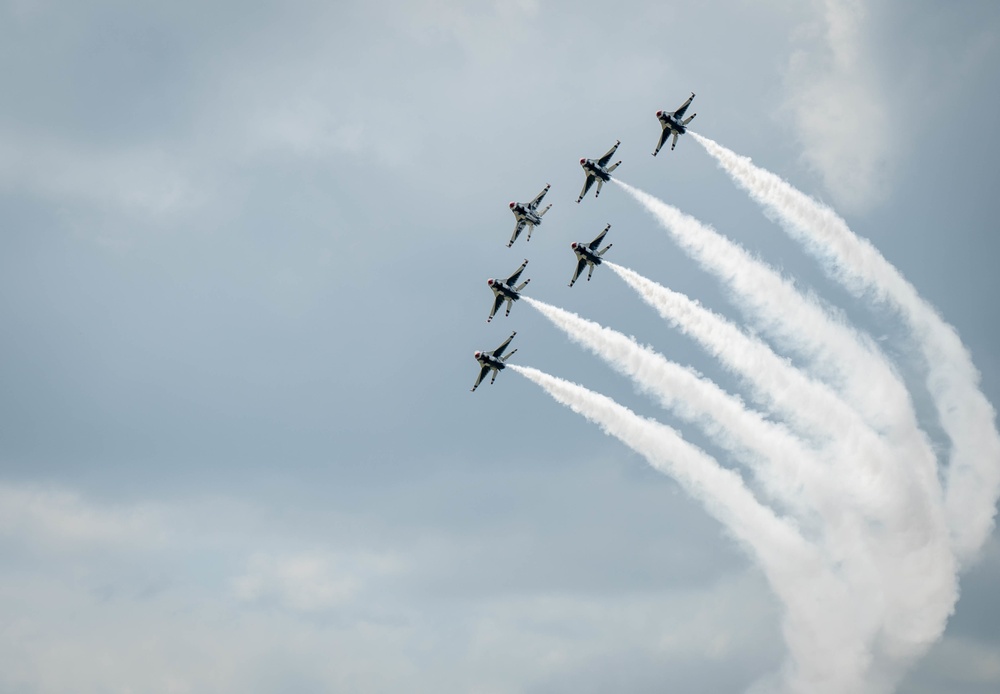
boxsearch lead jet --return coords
[577,140,622,203]
[486,259,530,323]
[569,224,613,287]
[471,331,518,392]
[508,184,552,247]
[652,92,697,156]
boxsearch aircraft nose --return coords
[570,242,577,249]
[656,110,662,117]
[487,278,494,286]
[474,351,481,359]
[508,202,515,208]
[579,158,586,165]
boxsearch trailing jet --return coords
[569,224,613,287]
[652,92,696,155]
[508,184,552,247]
[577,140,622,203]
[471,331,518,392]
[486,259,530,323]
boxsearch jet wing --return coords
[471,365,490,392]
[529,184,550,210]
[577,174,595,203]
[487,294,504,322]
[588,224,611,250]
[597,140,620,167]
[492,331,517,357]
[653,127,670,156]
[569,258,587,287]
[674,92,695,119]
[505,259,528,286]
[508,219,527,247]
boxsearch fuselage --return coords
[487,278,520,302]
[571,242,602,266]
[580,159,612,181]
[474,351,505,371]
[657,112,688,134]
[509,203,542,226]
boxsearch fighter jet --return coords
[569,224,613,287]
[652,92,697,156]
[471,331,518,392]
[486,259,530,323]
[577,140,622,203]
[508,184,552,247]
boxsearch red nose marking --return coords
[656,110,662,117]
[474,351,481,359]
[509,202,515,208]
[579,158,586,165]
[487,278,494,286]
[571,242,577,249]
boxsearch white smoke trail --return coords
[693,131,1000,566]
[608,184,956,680]
[510,364,877,694]
[605,261,889,459]
[610,178,940,518]
[523,294,865,525]
[611,177,911,440]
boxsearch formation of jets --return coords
[471,91,698,391]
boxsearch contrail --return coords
[611,177,911,441]
[523,294,870,524]
[601,261,956,664]
[605,261,887,456]
[610,179,940,518]
[692,131,1000,566]
[607,181,955,678]
[511,364,888,694]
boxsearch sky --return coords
[1,0,999,692]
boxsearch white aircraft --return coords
[471,331,518,392]
[653,92,696,155]
[486,259,530,323]
[508,184,552,247]
[577,140,622,203]
[569,224,613,286]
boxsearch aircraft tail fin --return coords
[501,348,518,363]
[683,113,696,125]
[671,132,679,150]
[515,278,530,292]
[595,180,604,198]
[606,161,622,173]
[598,243,613,257]
[538,203,552,218]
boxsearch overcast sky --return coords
[1,1,999,692]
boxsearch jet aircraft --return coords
[652,92,696,155]
[471,331,518,392]
[486,259,530,323]
[577,140,622,203]
[569,224,613,287]
[508,184,552,247]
